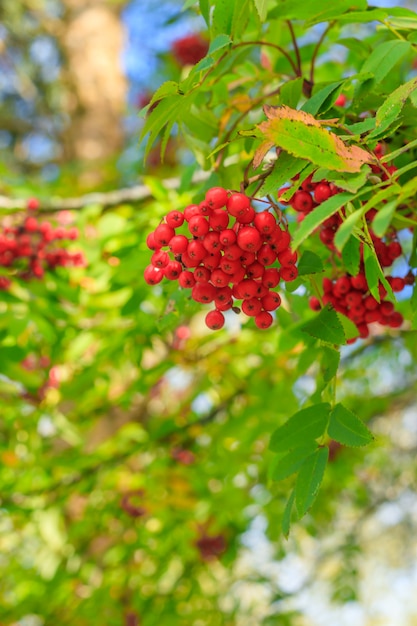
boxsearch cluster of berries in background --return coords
[279,144,413,340]
[171,33,209,67]
[145,187,299,330]
[0,197,86,290]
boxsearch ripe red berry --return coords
[166,210,185,228]
[254,211,276,234]
[291,190,314,213]
[262,267,280,288]
[192,283,217,303]
[194,266,211,283]
[242,297,262,316]
[188,215,209,237]
[219,229,236,247]
[237,226,262,252]
[257,244,276,266]
[210,269,230,287]
[280,265,298,282]
[164,261,182,280]
[246,261,265,279]
[314,183,332,203]
[226,193,250,217]
[146,231,160,251]
[309,296,321,311]
[202,231,221,253]
[350,274,368,291]
[261,292,281,311]
[179,271,196,288]
[169,235,189,254]
[27,198,40,211]
[144,265,164,285]
[151,250,169,268]
[154,224,175,246]
[255,311,273,329]
[209,210,229,231]
[389,276,405,292]
[205,187,228,210]
[187,240,206,262]
[205,309,225,330]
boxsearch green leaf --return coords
[323,168,369,194]
[359,40,411,85]
[260,152,310,196]
[279,77,304,109]
[295,447,329,517]
[301,305,346,345]
[302,81,344,116]
[199,0,210,25]
[342,236,361,276]
[282,489,296,538]
[334,208,364,252]
[328,403,374,447]
[253,0,268,21]
[321,347,340,383]
[372,200,398,238]
[369,77,417,139]
[271,442,319,481]
[208,34,232,55]
[297,250,324,276]
[148,81,180,107]
[257,106,372,173]
[337,312,360,341]
[268,0,366,21]
[292,192,353,250]
[140,95,188,160]
[269,403,331,454]
[212,0,236,35]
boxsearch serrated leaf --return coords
[302,81,344,116]
[334,208,364,252]
[359,40,411,85]
[253,0,268,21]
[279,77,304,109]
[259,152,309,195]
[271,442,319,482]
[282,489,296,538]
[297,250,324,276]
[341,236,361,276]
[369,77,417,139]
[328,403,373,447]
[337,312,360,341]
[301,305,346,345]
[324,168,369,193]
[149,81,180,106]
[257,106,373,173]
[372,200,398,237]
[295,447,329,517]
[208,34,232,55]
[292,192,353,250]
[269,403,331,453]
[321,347,340,383]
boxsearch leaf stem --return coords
[286,21,302,76]
[309,22,336,84]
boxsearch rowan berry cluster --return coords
[279,148,412,340]
[0,200,86,289]
[144,187,299,330]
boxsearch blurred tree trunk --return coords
[61,0,127,183]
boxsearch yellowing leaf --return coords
[256,105,373,172]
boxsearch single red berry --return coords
[220,258,241,275]
[350,274,368,292]
[242,297,262,317]
[194,266,211,283]
[184,204,202,222]
[187,240,206,262]
[280,265,298,282]
[255,311,273,329]
[388,312,403,328]
[226,193,251,217]
[188,215,209,237]
[300,174,315,192]
[27,197,40,211]
[215,286,232,303]
[320,227,335,246]
[246,261,265,279]
[24,216,38,232]
[261,292,281,311]
[192,283,217,303]
[223,244,242,261]
[166,210,185,228]
[179,271,196,288]
[333,276,351,297]
[209,210,229,231]
[182,252,200,268]
[277,249,297,266]
[309,296,321,311]
[387,241,402,261]
[210,269,230,287]
[237,226,263,252]
[291,190,314,213]
[219,229,236,247]
[205,309,225,330]
[144,265,164,285]
[257,244,277,266]
[314,183,332,203]
[389,276,405,292]
[202,231,222,253]
[254,211,277,235]
[271,229,291,253]
[364,294,379,310]
[334,93,347,107]
[164,260,183,280]
[169,234,189,254]
[172,33,209,67]
[239,250,256,266]
[154,224,175,246]
[380,301,394,316]
[202,251,222,270]
[205,187,228,210]
[262,268,280,288]
[198,201,211,216]
[237,278,259,299]
[151,250,169,268]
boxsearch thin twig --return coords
[286,21,302,76]
[309,21,335,84]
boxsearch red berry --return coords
[205,187,228,210]
[164,261,182,280]
[192,283,217,303]
[166,210,185,228]
[169,235,189,254]
[387,241,402,261]
[209,210,229,231]
[24,217,38,232]
[242,298,262,316]
[277,249,297,266]
[220,258,241,275]
[261,292,281,311]
[226,193,251,217]
[172,33,209,67]
[350,274,368,292]
[334,93,346,107]
[219,229,236,247]
[254,211,276,234]
[154,224,175,246]
[202,251,222,270]
[187,240,206,262]
[388,312,403,328]
[179,271,196,288]
[194,266,211,283]
[188,215,209,237]
[202,231,221,253]
[246,261,265,279]
[205,309,225,330]
[237,279,259,299]
[262,268,280,288]
[27,197,40,211]
[257,244,277,266]
[144,265,164,285]
[389,276,405,292]
[291,190,314,213]
[237,226,263,252]
[151,250,169,268]
[314,183,332,203]
[309,296,321,311]
[210,269,230,287]
[280,265,298,282]
[255,311,273,329]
